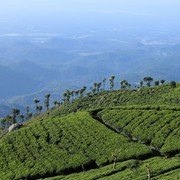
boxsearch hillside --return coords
[0,83,179,179]
[1,32,180,112]
[48,83,180,117]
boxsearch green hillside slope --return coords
[47,83,180,118]
[0,83,179,179]
[41,157,180,180]
[0,111,153,179]
[97,106,180,156]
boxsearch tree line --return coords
[0,76,177,129]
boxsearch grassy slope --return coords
[47,83,180,118]
[0,112,152,179]
[0,83,179,179]
[41,157,180,180]
[97,106,180,156]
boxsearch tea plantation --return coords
[96,106,180,156]
[0,83,179,179]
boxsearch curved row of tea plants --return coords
[0,84,179,179]
[97,106,180,156]
[0,111,152,180]
[46,84,180,119]
[40,156,180,180]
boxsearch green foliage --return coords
[109,75,115,90]
[170,81,177,88]
[0,83,179,179]
[12,108,20,124]
[18,114,25,123]
[160,79,165,85]
[44,93,50,110]
[120,80,129,89]
[0,112,152,179]
[48,84,180,118]
[40,157,180,180]
[154,80,159,86]
[139,80,143,87]
[97,106,180,156]
[143,77,153,86]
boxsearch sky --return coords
[1,0,180,16]
[0,0,180,34]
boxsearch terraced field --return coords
[0,84,179,179]
[96,106,180,157]
[0,112,153,180]
[40,157,180,180]
[47,83,180,118]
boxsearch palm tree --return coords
[44,93,51,110]
[94,82,98,93]
[26,106,30,120]
[12,108,20,124]
[36,105,43,114]
[140,80,143,88]
[34,98,40,114]
[75,90,79,99]
[160,80,165,85]
[5,115,13,127]
[82,86,87,96]
[143,77,153,86]
[120,80,128,89]
[63,90,71,103]
[154,81,159,86]
[18,115,25,123]
[66,90,71,102]
[38,106,43,113]
[70,91,75,101]
[79,88,84,98]
[92,88,96,95]
[128,83,131,89]
[170,81,176,88]
[57,101,63,107]
[109,75,115,90]
[28,112,33,119]
[53,100,58,107]
[0,118,6,129]
[90,86,93,94]
[102,78,106,91]
[63,92,67,103]
[97,82,102,93]
[34,98,40,104]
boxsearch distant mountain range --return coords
[0,29,180,117]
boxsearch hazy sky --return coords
[1,0,180,17]
[0,0,180,33]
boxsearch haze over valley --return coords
[0,0,180,116]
